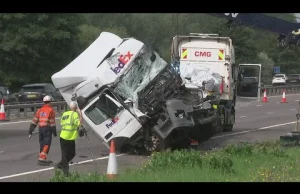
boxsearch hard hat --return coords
[43,95,52,102]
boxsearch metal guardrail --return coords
[4,101,68,120]
[2,84,300,120]
[262,85,300,96]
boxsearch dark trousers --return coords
[57,137,76,174]
[39,127,52,154]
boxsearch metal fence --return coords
[4,101,68,120]
[2,85,300,120]
[263,85,300,96]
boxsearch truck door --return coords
[83,89,142,143]
[237,64,262,100]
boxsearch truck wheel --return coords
[223,108,235,132]
[213,112,223,134]
[223,124,233,132]
[143,132,171,154]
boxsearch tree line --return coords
[1,13,299,91]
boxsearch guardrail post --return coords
[16,108,20,118]
[24,108,27,118]
[57,104,61,113]
[6,108,10,120]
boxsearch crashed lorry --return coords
[51,32,236,154]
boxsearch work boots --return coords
[37,160,53,166]
[54,163,70,177]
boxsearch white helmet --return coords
[43,95,52,102]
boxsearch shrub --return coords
[222,143,254,156]
[146,149,203,170]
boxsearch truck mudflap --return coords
[153,99,195,140]
[188,110,218,143]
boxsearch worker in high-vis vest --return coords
[55,101,83,176]
[29,95,57,166]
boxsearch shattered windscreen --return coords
[114,47,168,102]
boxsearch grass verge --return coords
[50,141,300,182]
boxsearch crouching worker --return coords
[55,101,83,176]
[28,95,57,166]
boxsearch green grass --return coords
[50,141,300,182]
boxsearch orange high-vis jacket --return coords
[31,104,56,127]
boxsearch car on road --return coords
[0,84,18,104]
[272,74,287,86]
[16,83,64,103]
[238,76,264,97]
[287,74,300,85]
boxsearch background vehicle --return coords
[16,83,63,103]
[238,77,260,97]
[287,74,300,85]
[0,84,18,104]
[272,74,287,86]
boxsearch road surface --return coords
[0,94,299,182]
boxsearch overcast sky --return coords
[294,13,300,22]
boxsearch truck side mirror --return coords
[77,96,87,109]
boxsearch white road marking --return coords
[266,112,273,114]
[295,100,300,102]
[212,121,296,139]
[239,116,247,118]
[0,154,126,180]
[290,109,297,111]
[0,117,61,126]
[0,151,3,154]
[256,105,262,107]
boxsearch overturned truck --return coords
[51,32,221,154]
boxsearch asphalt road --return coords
[0,94,299,182]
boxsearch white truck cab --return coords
[52,32,173,152]
[52,32,147,149]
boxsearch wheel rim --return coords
[144,135,160,152]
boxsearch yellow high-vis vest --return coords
[60,111,80,140]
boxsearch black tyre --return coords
[223,108,235,132]
[189,123,214,143]
[223,124,233,132]
[143,131,171,155]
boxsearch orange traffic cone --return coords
[0,99,8,121]
[107,140,117,180]
[281,88,287,103]
[262,89,268,102]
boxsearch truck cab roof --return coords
[51,32,124,89]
